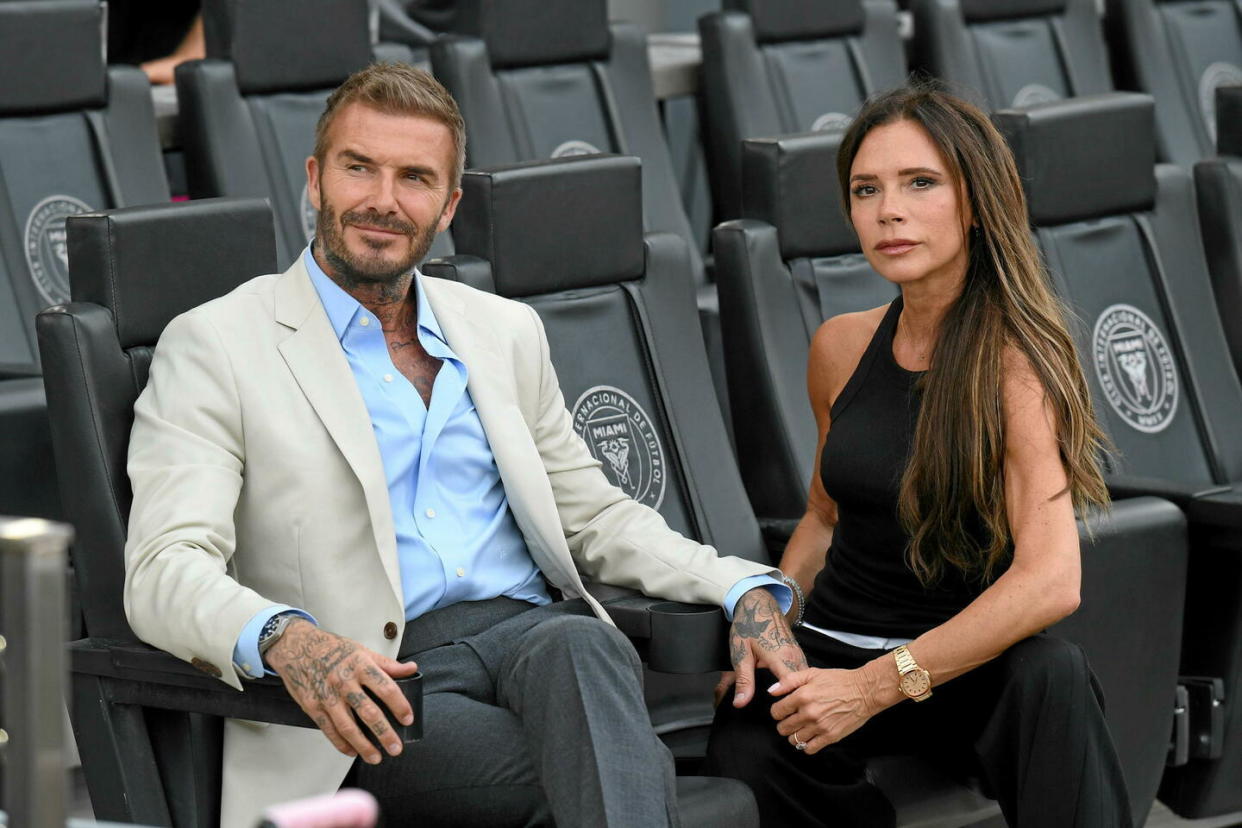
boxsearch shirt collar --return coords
[303,243,448,348]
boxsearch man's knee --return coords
[524,614,641,674]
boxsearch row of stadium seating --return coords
[3,0,1242,824]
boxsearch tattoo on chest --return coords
[386,334,442,407]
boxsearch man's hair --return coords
[313,62,467,189]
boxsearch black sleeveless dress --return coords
[802,297,992,639]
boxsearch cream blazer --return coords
[123,258,770,827]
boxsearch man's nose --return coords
[364,173,399,213]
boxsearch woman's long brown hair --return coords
[836,84,1111,585]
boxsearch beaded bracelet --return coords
[779,573,806,628]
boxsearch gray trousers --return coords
[344,597,681,828]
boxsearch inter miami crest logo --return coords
[571,385,667,508]
[301,184,318,241]
[551,140,602,159]
[1092,304,1179,434]
[1199,62,1242,144]
[810,112,851,133]
[25,195,93,306]
[1012,84,1060,108]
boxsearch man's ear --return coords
[305,155,322,211]
[436,187,463,234]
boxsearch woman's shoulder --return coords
[808,304,892,405]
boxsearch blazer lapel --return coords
[273,261,403,605]
[424,280,587,596]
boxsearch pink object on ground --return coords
[259,788,380,827]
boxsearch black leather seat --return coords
[0,0,169,522]
[994,92,1239,818]
[1192,85,1242,384]
[712,127,1188,821]
[911,0,1113,110]
[40,194,756,826]
[1106,0,1242,166]
[698,0,907,221]
[426,0,739,438]
[176,0,448,269]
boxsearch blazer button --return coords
[191,657,223,678]
[384,621,399,640]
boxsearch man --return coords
[124,63,804,827]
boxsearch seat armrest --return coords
[70,638,422,741]
[583,584,729,673]
[757,516,799,559]
[1106,475,1232,508]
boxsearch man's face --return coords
[306,103,462,285]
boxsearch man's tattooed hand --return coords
[726,587,808,708]
[265,620,419,764]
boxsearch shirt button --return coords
[384,621,399,639]
[456,567,466,578]
[242,663,252,673]
[425,508,436,519]
[360,317,370,327]
[384,374,393,383]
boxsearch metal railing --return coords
[0,516,73,828]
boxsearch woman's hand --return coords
[768,667,880,755]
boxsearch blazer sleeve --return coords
[124,309,276,691]
[520,304,773,607]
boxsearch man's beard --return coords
[315,196,441,288]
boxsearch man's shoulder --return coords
[166,271,282,337]
[422,274,536,325]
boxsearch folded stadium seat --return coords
[697,0,907,222]
[427,0,737,440]
[39,194,761,826]
[0,0,168,522]
[176,0,450,269]
[994,91,1242,818]
[1192,85,1242,384]
[1105,0,1242,166]
[713,128,1189,822]
[911,0,1113,110]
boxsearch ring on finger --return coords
[793,730,807,751]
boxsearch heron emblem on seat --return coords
[1198,62,1242,144]
[551,140,602,158]
[25,194,94,306]
[571,385,667,508]
[1092,304,1179,434]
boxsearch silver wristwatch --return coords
[258,611,301,661]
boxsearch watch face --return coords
[900,669,931,698]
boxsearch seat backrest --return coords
[698,0,906,219]
[0,0,168,378]
[994,93,1242,487]
[712,131,896,518]
[912,0,1112,110]
[1193,85,1242,384]
[429,0,706,285]
[36,198,276,641]
[177,0,450,268]
[1106,0,1242,166]
[425,154,766,562]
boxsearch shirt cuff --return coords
[722,574,792,621]
[232,605,317,679]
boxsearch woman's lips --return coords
[875,240,919,255]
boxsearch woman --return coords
[704,85,1131,826]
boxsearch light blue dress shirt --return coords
[233,247,785,677]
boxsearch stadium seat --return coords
[0,0,168,522]
[994,91,1240,818]
[426,0,737,438]
[1105,0,1242,166]
[911,0,1113,110]
[39,194,757,826]
[698,0,906,221]
[712,127,1188,821]
[176,0,449,269]
[1192,85,1242,384]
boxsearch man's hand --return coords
[265,620,419,764]
[727,587,808,707]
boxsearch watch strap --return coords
[258,611,300,657]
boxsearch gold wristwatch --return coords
[893,645,932,702]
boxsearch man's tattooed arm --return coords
[265,620,418,764]
[725,587,809,707]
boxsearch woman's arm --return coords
[771,349,1085,751]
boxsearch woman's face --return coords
[848,118,974,291]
